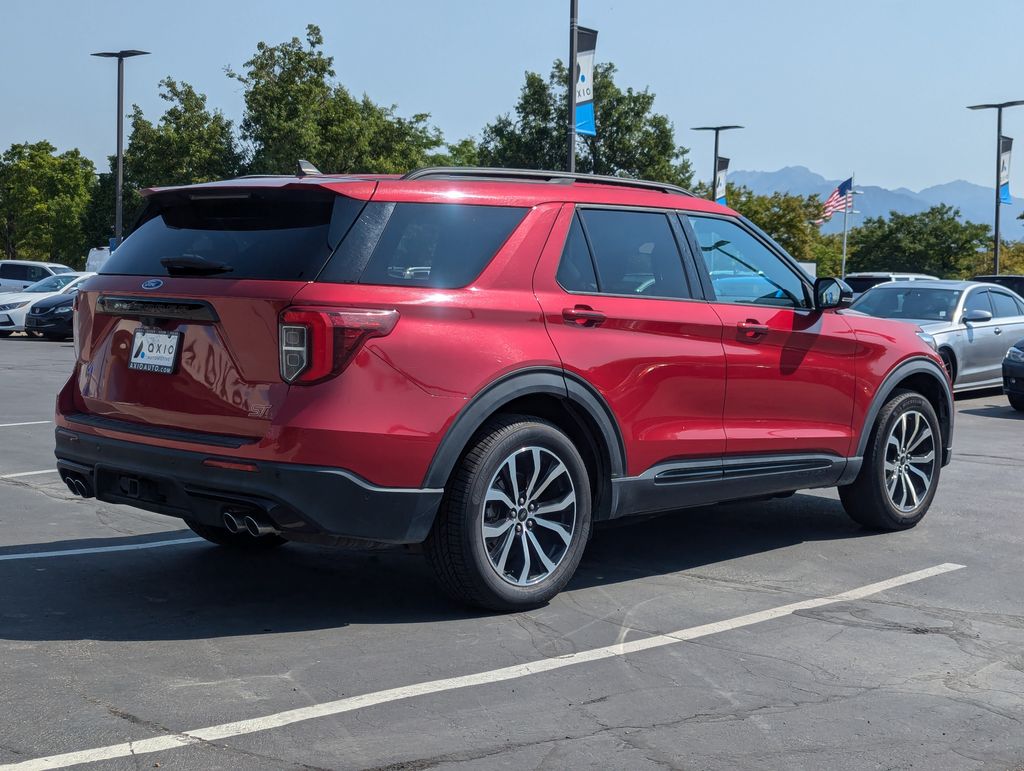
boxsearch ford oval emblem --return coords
[141,279,164,290]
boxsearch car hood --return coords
[30,292,77,310]
[0,292,38,306]
[851,315,958,334]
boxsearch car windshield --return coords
[23,274,78,293]
[851,286,962,321]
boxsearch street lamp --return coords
[967,99,1024,274]
[92,49,150,246]
[691,125,743,200]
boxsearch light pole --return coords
[691,125,742,199]
[967,99,1024,274]
[568,0,578,173]
[92,49,150,246]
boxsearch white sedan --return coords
[0,272,94,337]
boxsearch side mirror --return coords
[814,277,854,310]
[962,308,993,323]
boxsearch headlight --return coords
[0,301,28,312]
[1006,346,1024,364]
[916,331,938,351]
[53,305,73,314]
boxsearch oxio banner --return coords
[1000,136,1013,204]
[575,26,598,136]
[715,156,730,205]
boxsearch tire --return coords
[1009,393,1024,412]
[839,389,941,530]
[939,349,956,384]
[425,415,592,611]
[184,519,286,549]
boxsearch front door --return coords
[682,214,858,459]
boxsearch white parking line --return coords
[0,537,203,562]
[0,421,50,428]
[0,562,965,771]
[0,469,59,479]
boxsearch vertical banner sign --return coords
[575,27,598,136]
[1000,136,1013,204]
[715,156,729,205]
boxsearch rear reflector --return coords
[202,458,259,472]
[279,307,399,384]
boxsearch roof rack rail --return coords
[401,167,693,197]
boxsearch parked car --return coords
[54,167,953,610]
[844,272,938,297]
[1002,335,1024,411]
[0,260,72,292]
[23,273,95,340]
[973,274,1024,297]
[851,280,1024,391]
[0,272,92,337]
[85,247,111,273]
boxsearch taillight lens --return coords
[279,307,399,384]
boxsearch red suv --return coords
[54,167,953,610]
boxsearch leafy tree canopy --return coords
[724,184,824,263]
[227,25,445,174]
[0,141,95,263]
[477,61,693,188]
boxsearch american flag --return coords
[816,177,853,224]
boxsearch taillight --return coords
[279,307,399,384]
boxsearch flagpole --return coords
[840,173,853,279]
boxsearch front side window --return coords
[991,291,1023,318]
[577,209,691,299]
[964,289,993,316]
[687,215,809,308]
[25,266,47,282]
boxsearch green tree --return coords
[124,78,243,189]
[228,25,444,174]
[477,61,693,187]
[724,184,824,262]
[0,141,95,264]
[847,205,990,278]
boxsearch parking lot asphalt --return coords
[1,335,1023,770]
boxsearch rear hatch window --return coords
[102,189,363,281]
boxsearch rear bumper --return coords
[54,428,442,545]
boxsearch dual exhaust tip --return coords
[61,472,94,498]
[222,510,279,538]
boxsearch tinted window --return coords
[556,214,599,293]
[991,291,1022,318]
[0,263,28,280]
[687,216,808,308]
[25,266,47,282]
[102,190,362,280]
[852,287,962,321]
[578,209,690,299]
[352,203,526,288]
[845,276,889,294]
[964,289,992,315]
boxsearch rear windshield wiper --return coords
[159,255,234,276]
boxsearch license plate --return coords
[128,330,182,374]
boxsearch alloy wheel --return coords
[884,410,936,513]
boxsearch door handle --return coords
[737,320,769,337]
[994,327,1003,335]
[562,306,606,327]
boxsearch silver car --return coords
[850,280,1024,391]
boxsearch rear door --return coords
[534,204,727,478]
[71,185,371,439]
[682,213,858,459]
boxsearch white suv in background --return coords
[0,260,73,292]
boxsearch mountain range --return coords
[728,166,1024,241]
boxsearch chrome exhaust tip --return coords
[222,510,245,534]
[243,514,278,537]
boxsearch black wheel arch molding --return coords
[856,356,953,466]
[421,367,627,496]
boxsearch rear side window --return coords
[563,208,691,299]
[320,202,528,288]
[102,190,363,281]
[0,263,28,280]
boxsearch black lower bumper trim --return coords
[55,428,442,544]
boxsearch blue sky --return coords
[2,0,1022,191]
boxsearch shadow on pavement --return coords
[0,493,869,642]
[958,404,1023,420]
